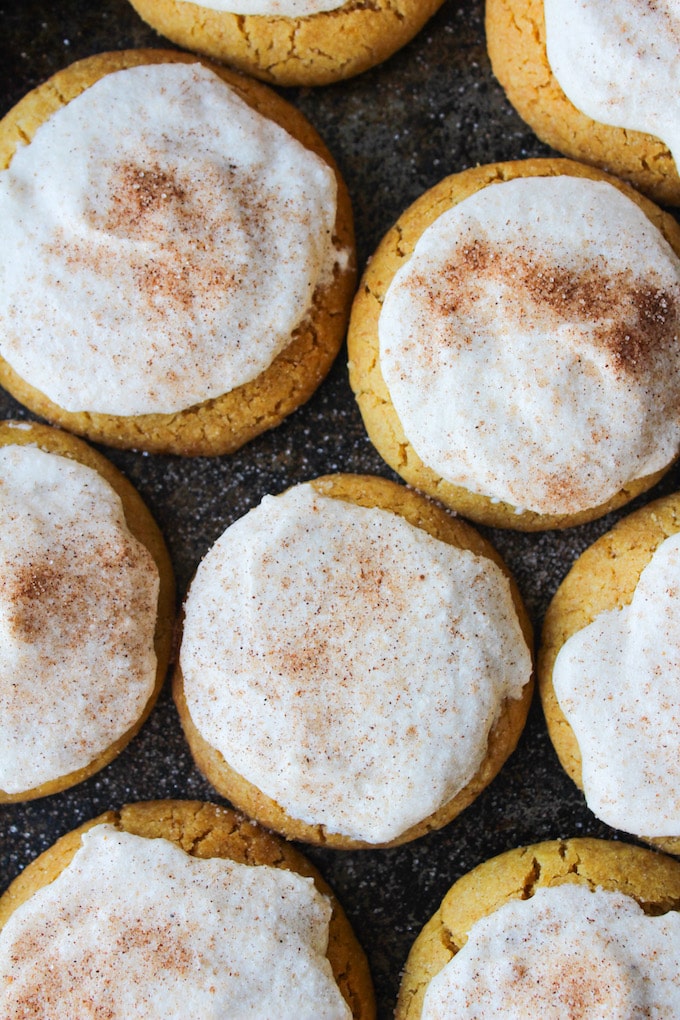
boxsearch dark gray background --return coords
[1,2,678,1016]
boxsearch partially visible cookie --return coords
[125,0,445,87]
[0,800,375,1018]
[0,49,355,455]
[0,420,174,802]
[538,492,680,857]
[175,472,534,848]
[485,0,680,206]
[347,157,680,530]
[396,837,680,1018]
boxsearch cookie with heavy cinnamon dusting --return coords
[348,158,680,530]
[125,0,444,86]
[0,49,355,455]
[0,421,174,803]
[0,800,375,1018]
[395,838,680,1018]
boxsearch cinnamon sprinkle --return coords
[413,239,678,379]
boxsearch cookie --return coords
[347,157,680,530]
[396,837,680,1018]
[538,492,680,856]
[485,0,680,207]
[0,420,174,802]
[0,49,355,455]
[125,0,445,87]
[0,800,375,1018]
[174,473,534,848]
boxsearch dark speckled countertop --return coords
[1,2,679,1017]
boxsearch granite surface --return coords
[1,1,679,1017]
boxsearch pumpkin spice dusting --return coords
[0,445,159,796]
[379,174,680,516]
[0,825,351,1018]
[180,482,531,844]
[0,62,341,416]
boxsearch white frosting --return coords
[422,884,680,1017]
[553,532,680,836]
[182,0,346,16]
[544,0,680,171]
[0,824,350,1018]
[0,62,340,416]
[180,483,531,843]
[0,445,159,794]
[378,175,680,515]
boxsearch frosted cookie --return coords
[395,837,680,1018]
[347,158,680,530]
[0,420,174,802]
[0,800,375,1018]
[175,473,534,849]
[485,0,680,207]
[125,0,445,87]
[538,492,680,856]
[0,50,355,455]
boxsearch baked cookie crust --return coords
[395,836,680,1019]
[0,420,175,803]
[0,49,356,456]
[173,472,534,848]
[538,492,680,857]
[347,157,680,531]
[126,0,445,87]
[484,0,680,206]
[0,799,375,1019]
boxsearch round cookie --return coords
[174,472,534,849]
[0,799,375,1018]
[125,0,445,87]
[485,0,680,207]
[395,837,680,1018]
[538,492,680,856]
[0,420,175,803]
[0,49,356,456]
[393,836,680,1020]
[347,157,680,531]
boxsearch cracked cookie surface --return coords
[0,799,375,1018]
[125,0,445,86]
[395,837,680,1018]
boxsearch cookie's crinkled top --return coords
[379,175,680,515]
[422,884,680,1017]
[0,824,350,1018]
[553,531,680,836]
[544,0,680,170]
[180,483,531,843]
[0,444,159,794]
[0,62,340,416]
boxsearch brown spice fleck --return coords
[5,915,195,1017]
[5,553,78,642]
[136,258,236,315]
[104,162,187,234]
[1,536,146,650]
